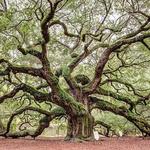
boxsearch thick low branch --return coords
[0,106,65,138]
[96,88,135,110]
[0,83,51,104]
[0,82,86,117]
[0,59,43,78]
[96,87,150,108]
[91,96,150,136]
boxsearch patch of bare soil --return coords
[0,137,150,150]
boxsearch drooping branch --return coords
[0,83,51,104]
[0,59,43,78]
[91,96,150,136]
[0,81,86,117]
[96,88,135,110]
[96,87,150,108]
[0,106,65,138]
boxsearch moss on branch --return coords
[0,106,66,138]
[91,96,150,136]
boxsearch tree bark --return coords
[65,113,94,141]
[0,119,4,133]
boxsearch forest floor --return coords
[0,137,150,150]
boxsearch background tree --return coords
[0,0,150,141]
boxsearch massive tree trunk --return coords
[65,113,94,141]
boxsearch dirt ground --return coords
[0,137,149,150]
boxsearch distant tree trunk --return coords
[0,119,4,132]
